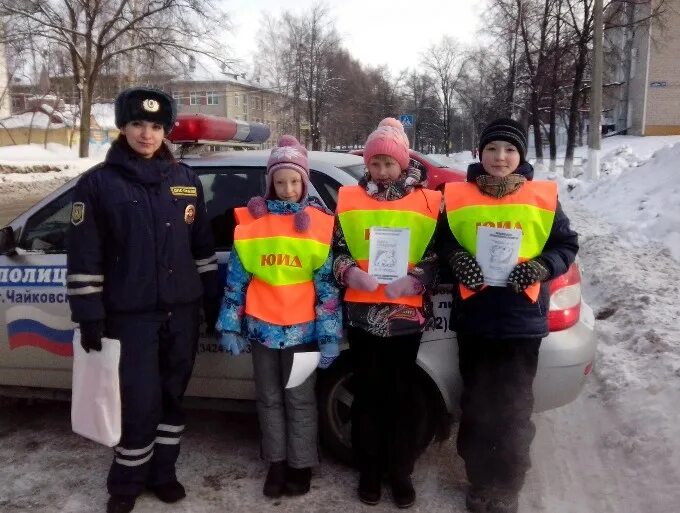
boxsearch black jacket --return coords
[66,141,218,322]
[436,162,579,339]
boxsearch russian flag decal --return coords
[6,306,76,357]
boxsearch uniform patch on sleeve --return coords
[170,186,198,197]
[71,202,85,226]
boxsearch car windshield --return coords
[339,163,366,180]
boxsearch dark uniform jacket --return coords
[436,162,579,339]
[66,141,218,322]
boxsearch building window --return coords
[172,91,182,105]
[234,94,240,107]
[207,91,219,105]
[190,92,199,105]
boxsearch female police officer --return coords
[66,87,218,513]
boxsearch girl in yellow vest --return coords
[437,119,579,513]
[215,136,342,498]
[333,118,441,508]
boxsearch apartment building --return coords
[605,0,680,135]
[168,68,294,149]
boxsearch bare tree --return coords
[422,37,469,156]
[0,0,233,157]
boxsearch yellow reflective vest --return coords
[233,206,334,325]
[444,180,558,302]
[336,185,441,307]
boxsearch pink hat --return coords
[363,117,410,171]
[265,135,309,199]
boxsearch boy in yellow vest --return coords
[333,118,441,508]
[437,119,579,513]
[215,136,342,498]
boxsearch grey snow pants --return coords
[251,341,319,469]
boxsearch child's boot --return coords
[465,486,491,512]
[284,466,312,495]
[487,490,519,513]
[148,481,186,503]
[358,465,382,505]
[389,474,416,509]
[263,461,287,498]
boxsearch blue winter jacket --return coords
[436,162,579,339]
[66,140,218,321]
[216,198,342,358]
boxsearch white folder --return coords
[71,329,122,447]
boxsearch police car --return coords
[0,118,596,463]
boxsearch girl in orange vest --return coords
[437,119,579,513]
[333,118,440,508]
[215,136,342,498]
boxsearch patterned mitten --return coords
[385,275,424,299]
[507,259,551,294]
[450,251,485,291]
[219,332,249,355]
[344,266,379,292]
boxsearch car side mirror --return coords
[0,226,17,256]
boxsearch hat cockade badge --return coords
[142,99,160,112]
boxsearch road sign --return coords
[399,114,414,128]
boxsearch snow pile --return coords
[567,139,680,261]
[0,143,107,201]
[536,135,680,511]
[429,151,476,170]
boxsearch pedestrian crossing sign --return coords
[399,114,414,128]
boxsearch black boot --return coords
[390,475,416,509]
[284,466,312,496]
[358,466,381,505]
[465,486,491,513]
[263,461,287,498]
[487,491,519,513]
[147,481,186,503]
[106,495,136,513]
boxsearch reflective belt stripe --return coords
[115,451,154,467]
[197,263,218,273]
[115,441,155,456]
[67,274,104,283]
[155,436,181,445]
[66,286,103,295]
[157,424,185,433]
[194,255,217,266]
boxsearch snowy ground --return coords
[1,136,680,512]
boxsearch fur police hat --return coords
[114,87,176,134]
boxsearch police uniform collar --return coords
[106,139,174,185]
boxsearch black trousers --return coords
[105,303,200,497]
[456,333,542,494]
[348,327,422,478]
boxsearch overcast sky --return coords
[221,0,484,74]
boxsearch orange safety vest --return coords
[232,206,334,325]
[444,181,558,302]
[336,185,441,307]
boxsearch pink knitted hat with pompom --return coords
[265,135,310,199]
[363,117,410,171]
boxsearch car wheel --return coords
[317,350,438,466]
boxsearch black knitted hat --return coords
[478,118,528,163]
[114,87,176,134]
